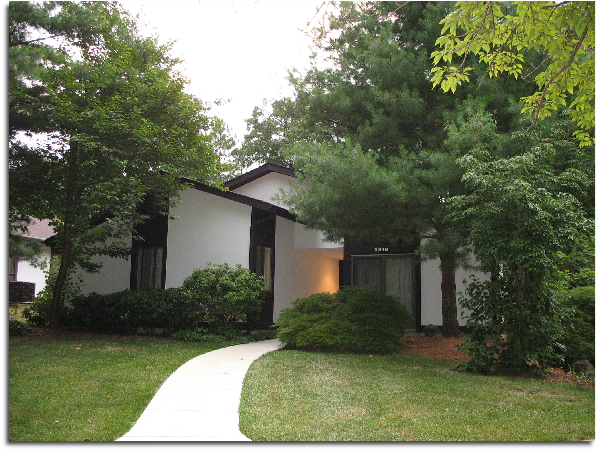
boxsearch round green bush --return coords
[182,263,265,325]
[276,286,413,354]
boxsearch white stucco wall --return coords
[15,246,52,295]
[420,257,487,327]
[273,218,342,322]
[230,172,296,206]
[76,251,132,295]
[165,188,252,288]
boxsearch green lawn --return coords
[9,333,595,442]
[239,350,595,441]
[9,333,227,441]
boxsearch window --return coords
[254,245,273,292]
[9,257,18,282]
[133,246,164,290]
[352,254,417,320]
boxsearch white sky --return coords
[123,0,328,142]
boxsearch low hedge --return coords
[64,264,266,334]
[276,286,413,354]
[65,288,197,333]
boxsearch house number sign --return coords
[375,247,389,252]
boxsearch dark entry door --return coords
[249,209,275,324]
[352,254,417,323]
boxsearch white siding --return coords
[273,218,342,322]
[15,246,52,295]
[420,256,487,327]
[77,252,131,295]
[165,188,252,288]
[230,172,296,207]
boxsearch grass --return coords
[9,333,228,441]
[9,314,595,442]
[239,350,595,441]
[9,304,29,323]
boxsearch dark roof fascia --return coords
[43,178,299,247]
[223,163,297,190]
[181,177,297,222]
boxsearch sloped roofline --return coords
[181,177,297,222]
[43,165,299,246]
[224,163,296,190]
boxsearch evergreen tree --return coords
[238,2,535,336]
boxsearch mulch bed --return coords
[401,334,595,389]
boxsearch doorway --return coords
[249,208,275,324]
[352,254,418,322]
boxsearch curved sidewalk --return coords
[117,338,284,441]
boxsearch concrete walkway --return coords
[117,338,284,441]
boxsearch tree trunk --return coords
[49,140,79,328]
[439,251,460,337]
[49,226,72,328]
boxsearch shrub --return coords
[65,264,266,334]
[181,263,265,326]
[65,288,196,333]
[457,275,565,376]
[24,256,81,326]
[9,319,33,336]
[171,327,234,344]
[171,327,277,344]
[558,285,595,367]
[276,286,413,354]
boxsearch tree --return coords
[431,1,595,147]
[9,2,222,327]
[450,140,591,373]
[240,2,532,336]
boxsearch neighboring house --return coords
[74,163,484,330]
[9,218,54,298]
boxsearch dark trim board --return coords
[223,163,296,190]
[180,177,297,222]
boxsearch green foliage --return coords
[181,263,266,326]
[450,147,588,277]
[64,265,265,334]
[24,256,81,326]
[9,1,224,327]
[276,286,412,354]
[457,275,566,376]
[239,2,533,337]
[65,288,196,334]
[450,141,590,375]
[559,285,595,367]
[171,327,277,344]
[431,1,595,147]
[9,320,33,336]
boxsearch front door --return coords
[352,254,417,323]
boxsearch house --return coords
[9,218,54,302]
[74,163,483,330]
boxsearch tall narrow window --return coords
[255,245,273,292]
[353,257,382,294]
[385,255,416,318]
[134,246,164,290]
[8,257,18,282]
